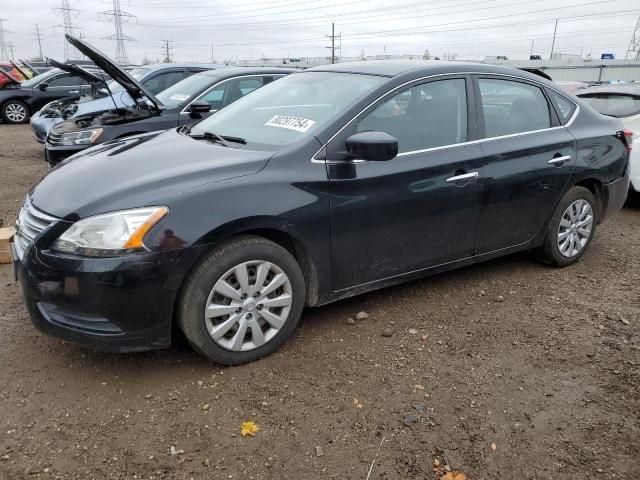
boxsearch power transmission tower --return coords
[325,23,340,64]
[625,15,640,60]
[0,19,11,62]
[161,39,174,63]
[53,0,80,60]
[34,24,45,60]
[7,41,15,60]
[100,0,135,64]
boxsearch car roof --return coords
[194,66,297,79]
[305,60,557,84]
[577,83,640,97]
[141,63,226,72]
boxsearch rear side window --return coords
[144,71,185,94]
[579,94,640,118]
[547,89,576,124]
[478,79,551,137]
[357,78,467,153]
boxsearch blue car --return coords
[30,62,224,142]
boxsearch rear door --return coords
[327,76,485,289]
[35,74,88,109]
[473,76,577,254]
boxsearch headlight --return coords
[52,207,168,256]
[59,128,103,146]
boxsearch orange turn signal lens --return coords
[123,206,168,249]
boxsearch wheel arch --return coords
[573,178,605,222]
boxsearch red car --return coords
[0,63,24,89]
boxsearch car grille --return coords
[47,131,62,146]
[14,197,59,261]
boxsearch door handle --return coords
[68,90,80,94]
[446,171,479,183]
[548,155,571,166]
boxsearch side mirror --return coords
[189,100,211,115]
[38,83,48,91]
[345,131,398,161]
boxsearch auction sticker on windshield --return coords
[265,115,315,133]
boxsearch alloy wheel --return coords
[5,103,27,122]
[204,260,293,352]
[557,199,593,258]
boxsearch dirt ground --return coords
[0,124,638,480]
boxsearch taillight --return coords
[617,129,634,153]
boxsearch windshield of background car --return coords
[579,93,640,118]
[20,70,58,87]
[156,72,219,108]
[189,72,386,148]
[106,67,149,94]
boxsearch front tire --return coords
[1,100,30,124]
[539,186,597,267]
[178,235,306,365]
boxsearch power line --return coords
[161,39,174,63]
[0,19,9,62]
[53,0,81,60]
[34,24,45,61]
[626,14,640,60]
[100,0,136,64]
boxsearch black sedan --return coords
[45,35,294,166]
[14,61,631,365]
[0,61,107,124]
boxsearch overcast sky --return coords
[1,0,639,64]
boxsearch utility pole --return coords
[34,24,44,60]
[530,39,535,57]
[625,14,640,60]
[0,19,9,62]
[100,0,135,64]
[161,39,174,63]
[550,18,559,60]
[325,23,339,64]
[53,0,80,60]
[7,41,15,60]
[211,44,215,63]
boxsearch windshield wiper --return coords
[180,124,247,146]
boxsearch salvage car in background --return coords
[31,60,224,143]
[45,35,293,165]
[0,66,22,89]
[0,62,108,124]
[577,83,639,193]
[13,61,630,365]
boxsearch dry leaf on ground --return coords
[241,420,260,437]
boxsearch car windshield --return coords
[580,93,640,118]
[106,67,149,94]
[189,72,386,148]
[20,70,59,87]
[156,72,220,108]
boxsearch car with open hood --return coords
[31,57,224,144]
[0,59,108,124]
[0,66,22,89]
[13,60,630,365]
[44,35,294,166]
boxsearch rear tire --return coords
[178,235,305,365]
[538,186,597,267]
[1,100,30,124]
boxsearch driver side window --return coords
[357,78,467,153]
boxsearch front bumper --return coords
[45,143,88,166]
[30,115,61,144]
[13,241,203,353]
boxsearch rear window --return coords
[547,90,577,124]
[579,94,640,118]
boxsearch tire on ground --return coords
[1,100,30,124]
[177,235,306,365]
[538,186,598,267]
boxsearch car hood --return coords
[30,129,272,218]
[0,69,20,88]
[65,34,162,112]
[46,57,107,86]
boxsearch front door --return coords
[473,77,576,254]
[327,76,485,290]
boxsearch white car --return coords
[577,84,640,192]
